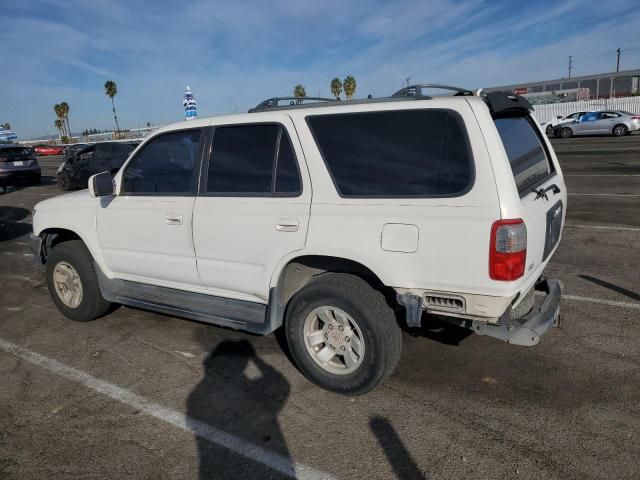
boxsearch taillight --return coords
[631,116,640,121]
[490,219,527,281]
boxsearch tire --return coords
[510,287,535,320]
[545,124,554,135]
[559,127,573,138]
[46,240,111,322]
[612,124,628,137]
[33,175,42,185]
[57,172,72,191]
[285,273,402,395]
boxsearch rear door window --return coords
[307,109,473,197]
[494,116,552,194]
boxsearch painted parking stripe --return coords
[565,224,640,232]
[0,338,336,480]
[563,295,640,310]
[564,174,640,177]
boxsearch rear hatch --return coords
[0,146,37,169]
[493,112,566,291]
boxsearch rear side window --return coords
[0,148,33,160]
[123,129,201,194]
[207,124,301,195]
[494,116,552,194]
[307,109,473,197]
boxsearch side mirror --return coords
[89,171,114,197]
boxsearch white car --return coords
[31,85,566,394]
[540,111,588,135]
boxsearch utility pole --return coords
[405,77,411,87]
[568,55,573,79]
[616,48,620,72]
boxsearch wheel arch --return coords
[265,254,394,334]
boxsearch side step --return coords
[96,270,268,333]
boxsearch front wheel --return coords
[57,172,72,191]
[545,124,554,135]
[285,273,402,395]
[559,127,573,138]
[612,124,628,137]
[46,240,111,322]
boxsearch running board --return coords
[96,270,268,333]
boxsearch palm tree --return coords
[104,80,120,132]
[54,120,64,140]
[343,76,357,100]
[60,102,71,138]
[53,104,67,137]
[330,78,342,100]
[293,84,306,104]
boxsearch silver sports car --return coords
[555,110,640,138]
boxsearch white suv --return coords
[31,85,566,394]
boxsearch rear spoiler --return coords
[481,91,533,115]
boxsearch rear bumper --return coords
[0,167,41,183]
[469,279,562,346]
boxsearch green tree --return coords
[54,119,64,139]
[54,104,67,137]
[330,78,342,100]
[60,102,71,138]
[0,123,10,129]
[343,76,357,100]
[104,80,120,132]
[293,84,306,103]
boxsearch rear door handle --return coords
[165,214,183,225]
[275,219,299,232]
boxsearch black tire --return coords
[612,124,628,137]
[57,172,72,191]
[285,273,402,395]
[510,287,535,320]
[46,240,111,322]
[33,175,42,185]
[545,124,554,135]
[559,127,573,138]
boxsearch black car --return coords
[57,141,139,191]
[0,144,41,192]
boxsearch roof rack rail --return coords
[249,96,335,113]
[391,84,474,98]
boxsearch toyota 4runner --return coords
[31,85,566,394]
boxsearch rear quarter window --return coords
[307,109,474,197]
[494,116,552,194]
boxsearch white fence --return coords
[532,96,640,123]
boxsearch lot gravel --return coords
[1,134,639,480]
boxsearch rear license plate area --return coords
[543,200,563,260]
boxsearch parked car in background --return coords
[57,141,139,191]
[555,110,640,138]
[34,145,64,156]
[0,144,41,191]
[541,111,587,135]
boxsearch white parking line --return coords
[563,295,640,310]
[568,193,640,197]
[0,338,335,480]
[565,224,640,232]
[564,174,640,177]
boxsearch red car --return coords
[34,145,64,156]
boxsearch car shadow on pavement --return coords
[0,206,31,242]
[579,274,640,302]
[186,338,293,479]
[370,416,428,480]
[408,314,473,346]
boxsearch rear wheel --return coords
[559,127,573,138]
[46,240,111,322]
[285,273,402,395]
[612,124,628,137]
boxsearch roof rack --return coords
[249,96,335,113]
[391,84,474,98]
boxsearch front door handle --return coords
[275,219,299,232]
[165,214,183,225]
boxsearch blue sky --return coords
[1,0,639,139]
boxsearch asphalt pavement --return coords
[1,134,639,480]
